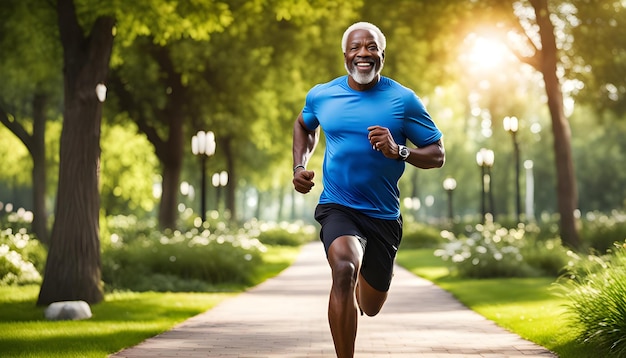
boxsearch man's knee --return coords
[331,260,358,290]
[328,235,362,281]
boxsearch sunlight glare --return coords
[466,35,511,70]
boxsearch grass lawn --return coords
[0,245,301,358]
[396,248,597,358]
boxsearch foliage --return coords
[0,126,31,186]
[0,210,46,285]
[102,228,265,292]
[571,109,626,214]
[556,242,626,357]
[0,0,61,101]
[580,211,626,253]
[434,221,570,278]
[568,0,626,116]
[255,221,316,247]
[101,214,314,292]
[100,121,160,216]
[399,219,446,249]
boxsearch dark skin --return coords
[292,28,445,358]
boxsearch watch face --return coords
[400,146,409,159]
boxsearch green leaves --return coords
[113,0,233,45]
[100,122,160,214]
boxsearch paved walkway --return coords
[110,242,557,357]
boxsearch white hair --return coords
[341,22,386,53]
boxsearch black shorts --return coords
[314,203,403,292]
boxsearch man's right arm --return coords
[292,112,319,194]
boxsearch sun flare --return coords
[464,34,512,70]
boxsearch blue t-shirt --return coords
[301,75,442,220]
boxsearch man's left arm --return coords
[403,139,445,169]
[400,92,445,169]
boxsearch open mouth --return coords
[355,61,374,71]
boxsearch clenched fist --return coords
[293,169,315,194]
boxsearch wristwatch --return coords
[398,145,410,161]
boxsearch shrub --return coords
[580,211,626,253]
[254,221,316,246]
[557,243,626,356]
[521,237,570,277]
[101,214,321,292]
[400,220,444,249]
[0,228,46,285]
[434,221,569,278]
[101,214,158,246]
[102,227,266,292]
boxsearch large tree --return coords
[499,0,579,247]
[37,0,115,305]
[108,38,197,229]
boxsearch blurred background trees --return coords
[1,0,625,302]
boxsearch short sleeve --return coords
[403,93,442,147]
[301,86,321,131]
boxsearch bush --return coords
[580,211,626,253]
[434,221,569,278]
[254,221,316,246]
[101,214,158,246]
[400,220,444,249]
[101,216,320,292]
[0,228,46,285]
[557,243,626,356]
[102,227,266,292]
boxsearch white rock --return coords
[45,300,92,321]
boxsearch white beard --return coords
[345,63,382,85]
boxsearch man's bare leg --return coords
[355,274,388,317]
[326,235,363,358]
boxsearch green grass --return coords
[396,248,597,358]
[252,245,302,283]
[0,245,301,358]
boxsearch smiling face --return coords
[344,29,385,90]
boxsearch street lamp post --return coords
[442,177,457,222]
[503,116,521,222]
[191,131,216,222]
[524,160,535,221]
[476,148,495,223]
[212,171,229,212]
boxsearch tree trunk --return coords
[150,44,186,230]
[31,93,48,244]
[37,0,115,305]
[531,0,580,248]
[158,151,182,229]
[107,57,185,230]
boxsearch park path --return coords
[110,241,557,357]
